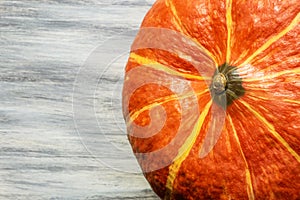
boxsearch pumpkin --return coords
[122,0,300,199]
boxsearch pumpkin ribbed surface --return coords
[122,0,300,199]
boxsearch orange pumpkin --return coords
[122,0,300,199]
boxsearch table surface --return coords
[0,0,160,199]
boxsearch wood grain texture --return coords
[0,0,159,199]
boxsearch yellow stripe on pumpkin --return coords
[228,115,255,200]
[127,89,209,124]
[283,99,300,105]
[164,100,212,198]
[251,51,299,68]
[165,0,186,36]
[165,0,218,66]
[226,0,233,63]
[238,12,300,67]
[243,67,300,82]
[239,100,300,163]
[129,53,209,81]
[245,93,300,107]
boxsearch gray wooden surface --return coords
[0,0,159,199]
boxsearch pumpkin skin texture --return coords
[122,0,300,199]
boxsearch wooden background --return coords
[0,0,159,199]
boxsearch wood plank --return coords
[0,0,159,199]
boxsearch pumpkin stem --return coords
[210,63,245,109]
[212,73,227,94]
